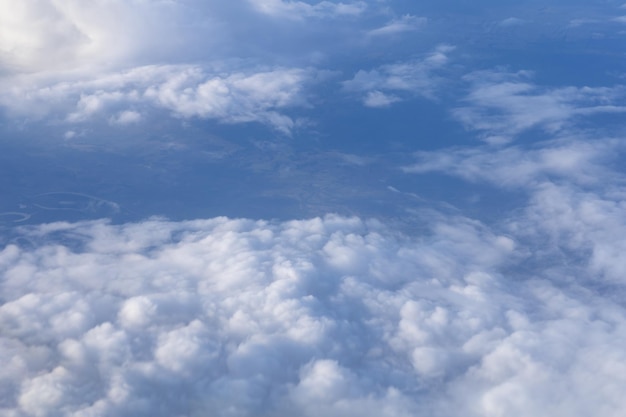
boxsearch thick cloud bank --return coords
[2,207,626,416]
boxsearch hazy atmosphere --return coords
[2,1,626,416]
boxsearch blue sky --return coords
[2,1,626,416]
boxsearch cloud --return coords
[402,129,626,291]
[0,65,315,133]
[248,0,367,20]
[401,132,626,291]
[2,198,626,416]
[454,70,626,144]
[0,0,386,85]
[0,1,382,133]
[512,183,626,286]
[498,17,525,27]
[143,66,313,133]
[109,110,142,126]
[568,18,600,27]
[0,0,217,75]
[4,4,626,415]
[367,15,427,37]
[343,45,455,106]
[362,90,401,108]
[402,137,621,188]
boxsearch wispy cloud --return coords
[402,137,621,188]
[367,15,426,37]
[454,70,626,144]
[343,45,455,106]
[498,17,526,27]
[248,0,366,20]
[402,134,626,288]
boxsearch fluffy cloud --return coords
[0,0,388,133]
[2,199,626,416]
[343,45,455,106]
[0,65,315,133]
[3,4,626,415]
[454,70,626,144]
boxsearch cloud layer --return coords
[2,192,626,416]
[3,4,626,415]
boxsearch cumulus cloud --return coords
[4,4,626,415]
[454,70,626,144]
[343,44,455,106]
[0,65,315,133]
[0,0,365,133]
[2,197,626,416]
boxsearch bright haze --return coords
[2,1,626,416]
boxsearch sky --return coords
[1,0,626,416]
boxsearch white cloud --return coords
[0,0,368,133]
[144,66,311,133]
[455,70,626,144]
[3,3,626,415]
[510,183,626,285]
[568,18,600,27]
[248,0,366,20]
[363,90,401,107]
[0,65,314,133]
[343,45,455,106]
[402,132,626,291]
[63,130,77,139]
[2,204,626,415]
[367,15,427,37]
[498,17,525,27]
[402,137,621,188]
[0,0,212,75]
[109,110,142,126]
